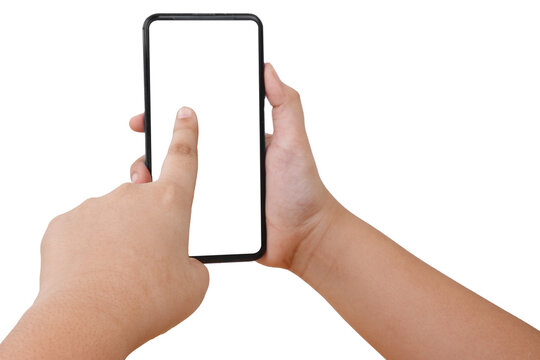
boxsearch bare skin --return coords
[0,107,208,359]
[1,64,539,359]
[132,63,540,359]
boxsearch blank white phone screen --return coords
[148,19,262,257]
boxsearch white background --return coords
[0,1,539,359]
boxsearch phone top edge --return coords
[143,13,262,31]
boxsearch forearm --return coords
[291,203,540,359]
[0,294,134,360]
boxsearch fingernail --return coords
[177,107,193,119]
[131,172,139,183]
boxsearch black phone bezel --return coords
[142,13,266,263]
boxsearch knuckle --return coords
[288,88,301,102]
[169,142,196,157]
[42,214,66,251]
[46,214,64,233]
[75,197,99,214]
[158,182,192,209]
[174,117,198,134]
[81,196,98,207]
[159,182,181,207]
[114,182,133,196]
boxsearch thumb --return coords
[264,63,306,138]
[159,107,199,197]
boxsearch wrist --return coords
[0,292,137,359]
[289,194,351,281]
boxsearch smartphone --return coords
[142,13,266,263]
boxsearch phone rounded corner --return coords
[243,13,263,29]
[249,239,267,261]
[143,13,161,31]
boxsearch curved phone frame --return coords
[142,13,266,263]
